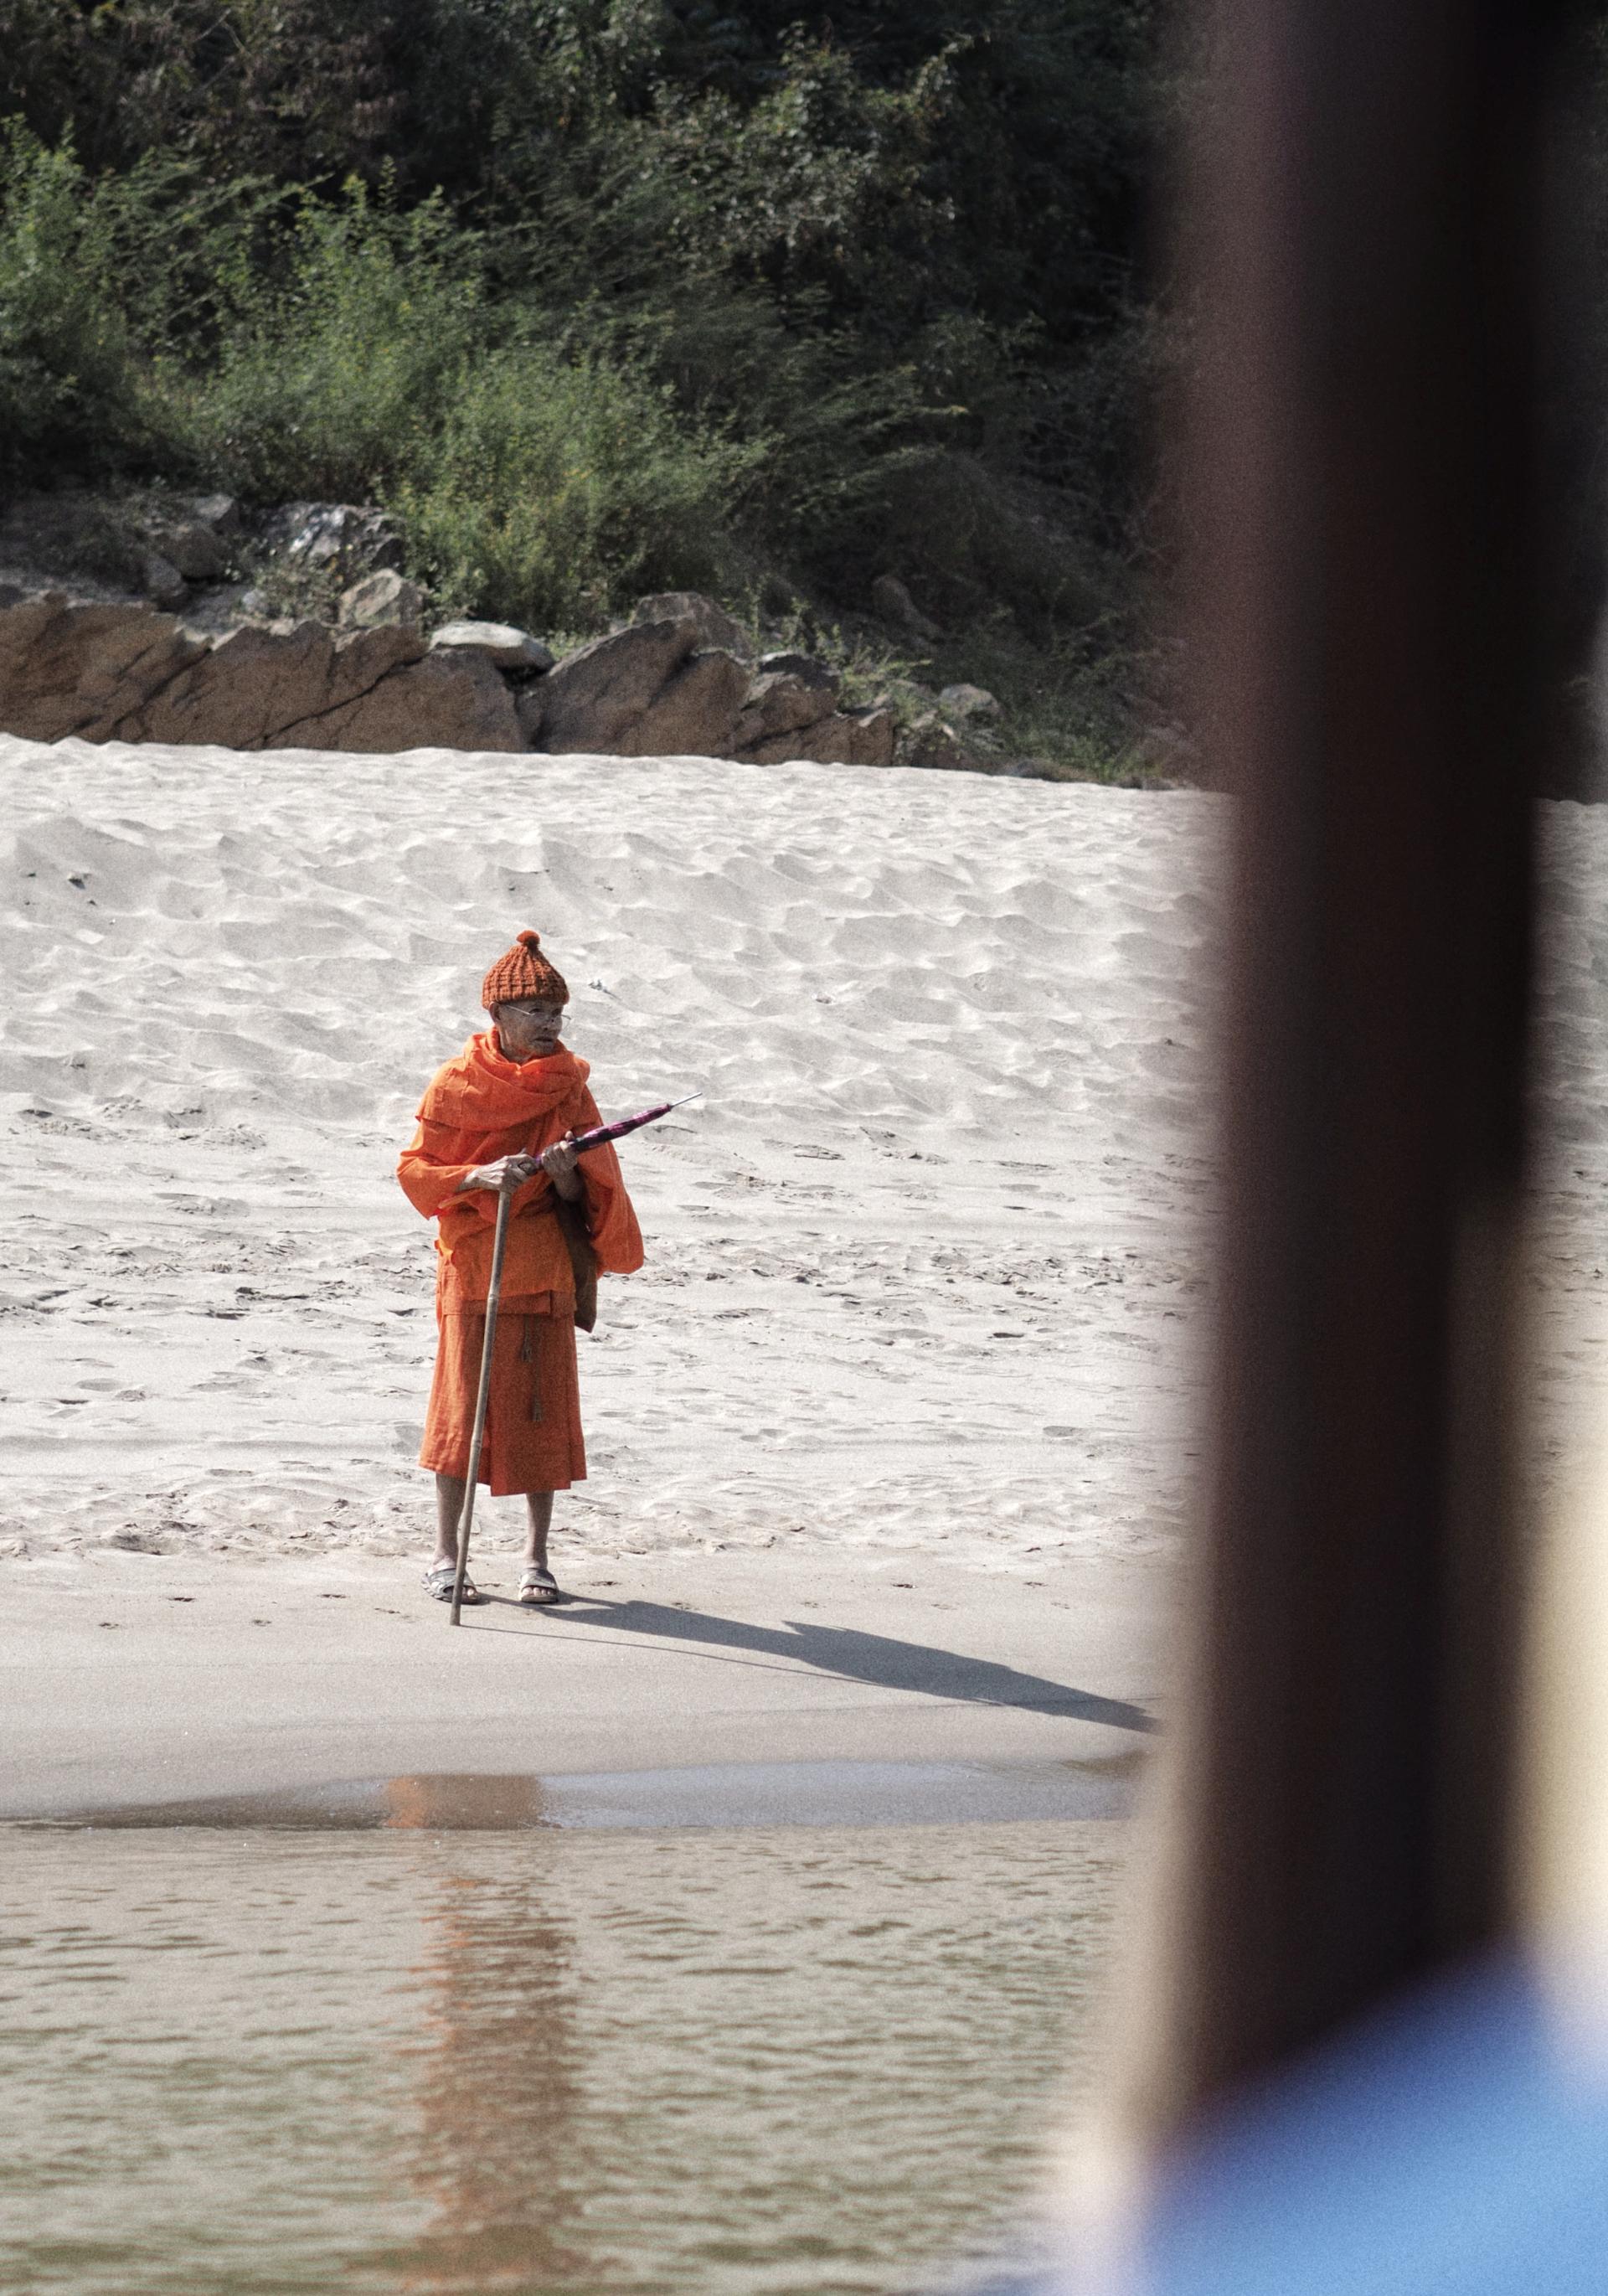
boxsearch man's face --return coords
[493,998,566,1062]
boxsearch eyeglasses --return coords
[499,1005,564,1026]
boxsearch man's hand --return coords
[539,1132,585,1200]
[459,1153,540,1193]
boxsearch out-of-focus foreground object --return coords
[1015,0,1608,2288]
[1134,0,1569,2136]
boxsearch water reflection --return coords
[0,1822,1125,2296]
[381,1775,554,1831]
[393,1781,598,2293]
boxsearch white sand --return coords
[0,737,1225,1572]
[5,740,1604,1582]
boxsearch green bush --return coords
[159,184,487,499]
[394,341,757,632]
[0,131,142,477]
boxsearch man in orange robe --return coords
[398,930,643,1606]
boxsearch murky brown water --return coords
[1,1807,1124,2296]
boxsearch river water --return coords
[2,1788,1126,2296]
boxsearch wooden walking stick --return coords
[450,1172,514,1627]
[446,1096,697,1628]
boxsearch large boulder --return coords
[276,649,522,753]
[633,591,752,663]
[130,622,425,748]
[0,597,205,741]
[619,648,750,756]
[740,706,897,768]
[731,660,838,747]
[429,619,554,671]
[533,617,698,752]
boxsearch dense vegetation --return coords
[2,0,1163,767]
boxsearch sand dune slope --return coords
[0,738,1208,1565]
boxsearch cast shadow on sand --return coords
[511,1597,1159,1736]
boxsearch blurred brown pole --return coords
[1145,0,1586,2133]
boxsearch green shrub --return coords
[0,131,142,477]
[159,183,486,499]
[394,340,757,632]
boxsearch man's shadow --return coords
[555,1597,1157,1736]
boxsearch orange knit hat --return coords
[481,928,570,1011]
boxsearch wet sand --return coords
[1,1546,1166,1819]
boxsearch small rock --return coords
[429,619,554,671]
[634,591,753,663]
[188,494,242,539]
[138,551,188,609]
[240,588,271,617]
[339,570,425,630]
[149,520,228,582]
[939,682,1000,720]
[870,574,941,642]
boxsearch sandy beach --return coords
[0,737,1226,1565]
[4,737,1607,1810]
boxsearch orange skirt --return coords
[419,1296,585,1494]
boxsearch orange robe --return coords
[398,1033,643,1494]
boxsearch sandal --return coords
[424,1561,485,1605]
[519,1566,561,1607]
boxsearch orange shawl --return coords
[397,1033,644,1311]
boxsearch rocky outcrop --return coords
[0,598,205,741]
[131,622,425,748]
[0,601,521,752]
[740,706,897,768]
[284,648,522,753]
[632,591,752,663]
[528,617,689,752]
[529,616,750,756]
[619,645,750,756]
[148,518,229,583]
[731,658,839,751]
[0,581,909,767]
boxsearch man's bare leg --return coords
[433,1472,468,1569]
[432,1478,554,1587]
[524,1491,554,1571]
